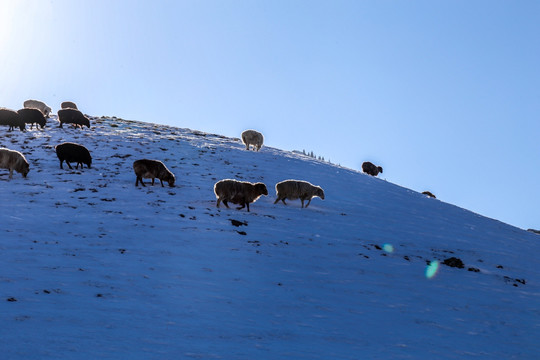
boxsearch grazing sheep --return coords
[362,161,383,177]
[0,148,30,179]
[57,108,90,128]
[214,179,268,212]
[17,108,47,129]
[61,101,78,110]
[0,108,25,131]
[133,159,175,187]
[422,191,436,198]
[241,129,264,151]
[23,99,52,117]
[55,142,92,170]
[274,179,325,208]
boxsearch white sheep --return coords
[23,99,52,118]
[241,130,264,151]
[0,148,30,179]
[274,180,325,208]
[214,179,268,212]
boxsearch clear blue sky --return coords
[1,0,538,229]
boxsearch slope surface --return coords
[1,117,538,359]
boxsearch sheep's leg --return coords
[216,198,221,208]
[160,179,165,187]
[59,160,64,169]
[236,202,246,211]
[9,169,13,179]
[222,200,230,208]
[75,163,79,169]
[136,176,146,187]
[305,198,312,208]
[151,178,155,186]
[66,161,73,169]
[274,196,287,205]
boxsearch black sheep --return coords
[362,161,383,177]
[17,108,47,129]
[55,142,92,169]
[61,101,78,110]
[0,108,25,131]
[133,159,175,187]
[57,108,90,128]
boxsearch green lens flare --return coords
[426,260,439,279]
[382,243,394,253]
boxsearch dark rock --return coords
[442,257,465,269]
[230,219,248,227]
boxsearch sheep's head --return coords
[166,174,176,187]
[255,183,268,196]
[378,166,383,174]
[316,187,325,200]
[21,162,30,178]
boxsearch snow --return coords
[1,116,539,359]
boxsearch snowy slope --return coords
[1,116,538,359]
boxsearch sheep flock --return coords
[1,97,431,214]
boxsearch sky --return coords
[1,0,539,230]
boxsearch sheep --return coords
[61,101,78,110]
[241,129,264,151]
[55,142,92,170]
[0,148,30,179]
[362,161,383,177]
[23,99,52,118]
[422,191,436,198]
[17,108,47,129]
[273,179,325,208]
[57,108,90,128]
[214,179,268,212]
[133,159,175,187]
[0,108,25,131]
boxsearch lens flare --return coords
[425,260,439,279]
[382,243,394,253]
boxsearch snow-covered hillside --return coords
[1,116,538,359]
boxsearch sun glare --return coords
[0,1,16,47]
